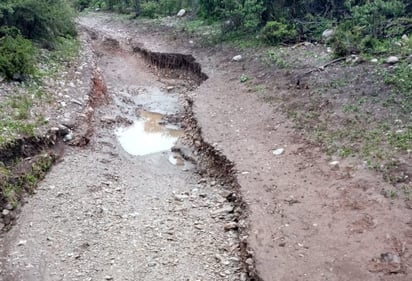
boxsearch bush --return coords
[0,28,36,80]
[0,0,76,48]
[330,0,409,57]
[141,1,158,18]
[75,0,92,11]
[261,21,298,45]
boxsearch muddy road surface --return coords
[0,24,243,281]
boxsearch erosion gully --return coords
[0,24,254,281]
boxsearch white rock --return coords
[370,58,378,63]
[401,34,409,42]
[322,29,335,42]
[326,47,332,53]
[17,240,27,246]
[177,9,186,17]
[232,55,242,61]
[387,56,399,64]
[63,131,73,142]
[329,161,339,170]
[272,148,285,155]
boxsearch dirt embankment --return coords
[0,31,107,230]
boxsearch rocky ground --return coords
[1,12,411,281]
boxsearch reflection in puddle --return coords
[115,111,183,156]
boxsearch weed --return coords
[342,104,359,113]
[8,94,33,120]
[267,50,289,69]
[328,79,348,89]
[390,190,398,199]
[3,184,21,207]
[240,74,250,83]
[388,126,412,151]
[338,146,353,157]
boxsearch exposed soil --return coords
[1,12,411,281]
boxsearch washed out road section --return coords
[0,21,242,281]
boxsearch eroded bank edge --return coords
[0,36,106,231]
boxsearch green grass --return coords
[1,153,54,206]
[35,36,80,79]
[267,50,290,69]
[0,36,80,146]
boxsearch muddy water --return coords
[115,110,183,156]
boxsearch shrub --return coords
[261,21,298,45]
[141,1,158,18]
[75,0,92,11]
[0,0,76,48]
[331,0,409,56]
[0,28,36,80]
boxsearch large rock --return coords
[387,56,399,64]
[232,55,242,61]
[322,29,335,42]
[177,9,186,17]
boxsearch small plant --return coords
[342,104,359,113]
[267,50,290,68]
[390,190,398,199]
[402,185,411,199]
[240,74,249,83]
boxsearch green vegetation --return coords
[0,27,36,80]
[262,21,297,45]
[330,0,411,57]
[0,0,77,80]
[1,153,55,207]
[79,1,411,57]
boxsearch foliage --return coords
[330,0,410,57]
[0,0,76,48]
[140,1,158,18]
[0,27,36,80]
[200,0,264,33]
[262,21,298,45]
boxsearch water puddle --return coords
[115,111,183,156]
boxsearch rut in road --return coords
[0,27,244,281]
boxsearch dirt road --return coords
[0,18,242,281]
[1,13,411,281]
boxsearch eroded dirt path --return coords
[77,13,412,281]
[2,13,412,281]
[0,22,242,281]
